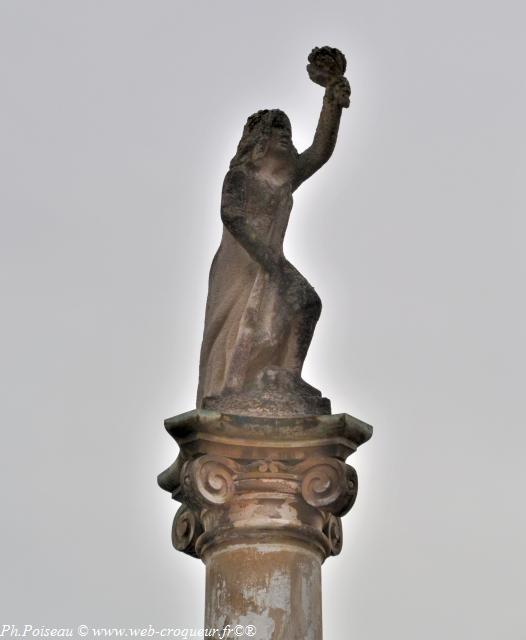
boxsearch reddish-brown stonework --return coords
[158,410,372,639]
[159,46,372,640]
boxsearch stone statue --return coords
[197,47,351,418]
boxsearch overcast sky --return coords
[1,1,525,638]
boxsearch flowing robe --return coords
[196,167,320,406]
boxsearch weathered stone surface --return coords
[307,46,347,91]
[158,410,372,638]
[202,366,331,417]
[159,47,370,640]
[205,544,322,640]
[196,47,351,417]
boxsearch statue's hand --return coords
[327,77,351,109]
[307,47,350,108]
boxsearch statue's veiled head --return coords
[230,109,299,170]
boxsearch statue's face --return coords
[266,114,293,157]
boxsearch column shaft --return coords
[205,543,322,640]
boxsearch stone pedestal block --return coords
[158,410,372,640]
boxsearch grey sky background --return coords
[1,1,525,637]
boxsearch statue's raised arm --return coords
[294,47,351,190]
[197,46,351,418]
